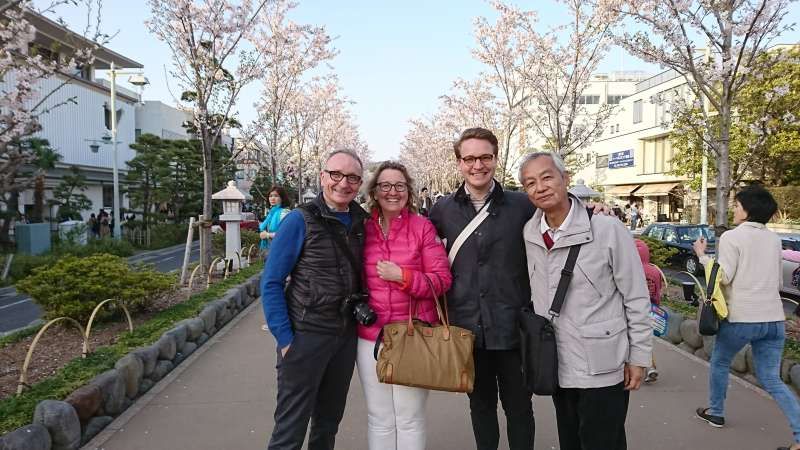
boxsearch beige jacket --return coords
[523,198,652,388]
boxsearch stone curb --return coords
[0,273,261,450]
[81,297,260,450]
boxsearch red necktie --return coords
[542,231,554,250]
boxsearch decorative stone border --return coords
[0,274,261,450]
[659,305,800,392]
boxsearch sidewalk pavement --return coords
[88,301,796,450]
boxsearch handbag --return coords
[375,275,475,393]
[698,260,721,336]
[519,243,582,395]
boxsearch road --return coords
[0,241,200,335]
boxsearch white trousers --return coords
[357,337,429,450]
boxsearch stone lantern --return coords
[212,180,253,269]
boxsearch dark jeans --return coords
[552,382,629,450]
[468,348,534,450]
[267,330,357,450]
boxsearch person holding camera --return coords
[261,149,369,450]
[357,161,452,450]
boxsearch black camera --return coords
[341,293,377,326]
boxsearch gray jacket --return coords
[523,197,652,388]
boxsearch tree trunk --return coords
[0,192,20,249]
[32,176,45,223]
[715,105,732,227]
[200,124,214,271]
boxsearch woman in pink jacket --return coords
[357,161,452,450]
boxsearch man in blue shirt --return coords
[262,149,368,450]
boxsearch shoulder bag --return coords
[375,274,475,393]
[698,260,721,336]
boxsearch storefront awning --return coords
[636,182,680,196]
[604,184,641,196]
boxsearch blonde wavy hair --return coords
[366,161,419,214]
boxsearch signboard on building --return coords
[608,149,634,169]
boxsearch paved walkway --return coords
[87,301,796,450]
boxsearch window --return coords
[664,227,678,243]
[28,43,59,63]
[640,136,674,174]
[616,124,619,133]
[578,95,600,105]
[648,226,664,240]
[610,126,614,134]
[596,155,609,169]
[102,185,113,209]
[135,129,142,140]
[607,95,626,104]
[633,100,643,124]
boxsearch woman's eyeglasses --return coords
[376,182,408,192]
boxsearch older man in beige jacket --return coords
[520,152,652,450]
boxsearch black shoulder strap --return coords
[549,207,593,317]
[706,260,720,301]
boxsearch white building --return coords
[571,66,705,223]
[135,101,194,141]
[4,9,145,222]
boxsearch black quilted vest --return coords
[285,195,367,335]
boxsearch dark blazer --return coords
[429,181,535,350]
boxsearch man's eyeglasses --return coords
[325,170,362,184]
[459,154,495,166]
[376,182,408,193]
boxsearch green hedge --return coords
[16,254,175,323]
[637,236,679,268]
[0,262,263,435]
[3,239,135,286]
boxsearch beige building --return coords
[572,67,699,224]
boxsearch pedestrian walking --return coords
[418,187,433,217]
[428,128,537,450]
[358,161,452,450]
[630,203,640,230]
[635,238,663,383]
[87,213,99,239]
[692,185,800,450]
[261,149,369,450]
[520,151,652,450]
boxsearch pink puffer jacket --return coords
[358,208,453,342]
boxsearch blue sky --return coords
[37,1,800,161]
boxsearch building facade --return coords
[3,9,145,223]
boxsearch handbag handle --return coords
[405,274,450,335]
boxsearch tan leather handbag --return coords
[375,275,475,393]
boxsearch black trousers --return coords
[267,330,357,450]
[552,382,630,450]
[468,348,534,450]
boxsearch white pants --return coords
[357,337,429,450]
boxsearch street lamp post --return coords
[107,62,148,239]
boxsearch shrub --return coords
[55,238,135,258]
[212,230,260,257]
[637,236,679,268]
[16,254,176,323]
[124,222,192,250]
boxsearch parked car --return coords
[640,223,716,274]
[781,233,800,298]
[219,212,260,232]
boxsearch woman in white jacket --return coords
[693,185,800,450]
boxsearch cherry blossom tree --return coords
[481,0,616,167]
[147,0,269,269]
[600,0,794,225]
[250,0,336,185]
